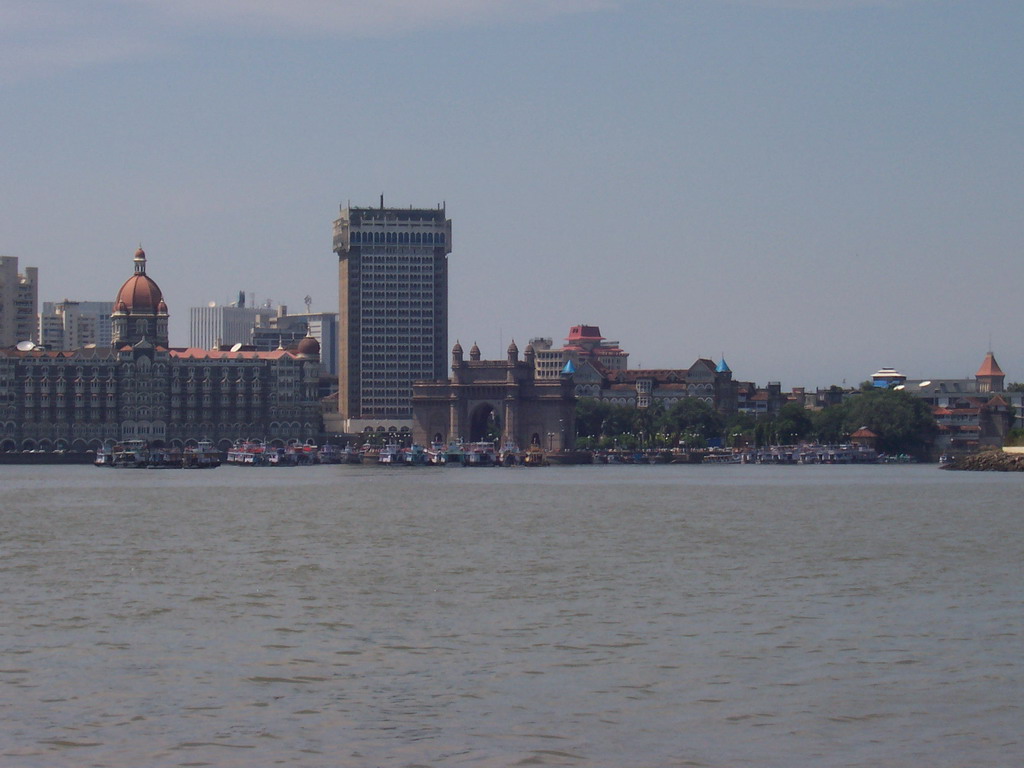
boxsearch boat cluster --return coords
[225,440,358,466]
[94,440,222,469]
[370,441,548,467]
[730,443,883,464]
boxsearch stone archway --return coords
[469,403,501,442]
[412,347,577,452]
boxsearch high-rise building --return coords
[39,300,114,350]
[189,298,270,350]
[0,255,39,347]
[331,201,451,431]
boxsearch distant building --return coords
[871,367,907,388]
[532,325,628,380]
[880,351,1019,448]
[189,295,272,350]
[252,309,338,376]
[0,255,39,346]
[331,200,452,432]
[38,300,114,350]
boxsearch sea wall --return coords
[941,450,1024,471]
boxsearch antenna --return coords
[304,295,312,312]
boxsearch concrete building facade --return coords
[189,302,269,350]
[39,300,114,350]
[0,255,39,347]
[331,201,451,432]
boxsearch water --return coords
[1,464,1021,767]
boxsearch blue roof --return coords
[561,359,576,375]
[716,356,731,373]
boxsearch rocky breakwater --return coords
[941,450,1024,471]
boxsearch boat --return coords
[182,440,221,468]
[499,441,522,466]
[109,439,150,468]
[443,441,466,466]
[425,442,447,465]
[226,440,269,466]
[400,444,430,465]
[318,443,344,464]
[464,441,498,467]
[96,439,221,469]
[523,444,548,467]
[378,444,401,465]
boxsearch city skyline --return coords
[2,0,1022,389]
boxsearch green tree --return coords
[664,398,723,442]
[812,403,849,444]
[774,402,813,444]
[575,398,611,439]
[724,412,756,447]
[841,388,937,456]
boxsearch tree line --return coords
[575,386,938,457]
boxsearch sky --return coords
[2,0,1022,390]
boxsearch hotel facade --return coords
[0,248,323,452]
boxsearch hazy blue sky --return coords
[2,0,1021,389]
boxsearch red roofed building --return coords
[1,248,323,453]
[975,351,1005,393]
[532,325,628,379]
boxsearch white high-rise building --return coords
[189,300,270,350]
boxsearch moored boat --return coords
[464,441,498,467]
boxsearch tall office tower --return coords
[0,255,39,346]
[332,201,452,429]
[39,300,115,349]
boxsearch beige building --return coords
[532,325,629,379]
[38,300,114,350]
[0,255,39,347]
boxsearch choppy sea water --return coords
[0,463,1020,767]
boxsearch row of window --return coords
[350,230,445,245]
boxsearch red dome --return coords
[115,273,165,313]
[296,335,320,356]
